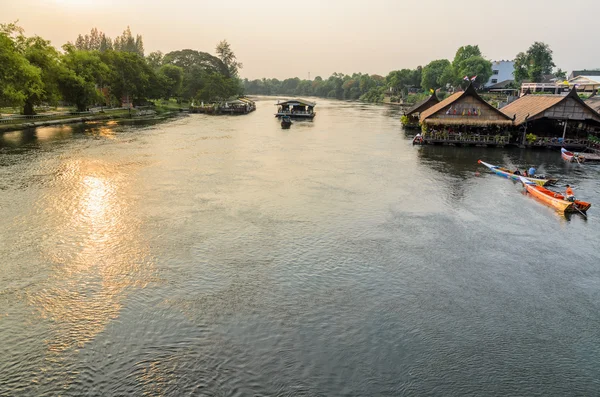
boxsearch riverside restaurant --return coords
[500,87,600,150]
[418,83,514,147]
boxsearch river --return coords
[1,98,599,396]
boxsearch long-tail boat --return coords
[519,177,591,213]
[478,160,558,186]
[561,147,585,163]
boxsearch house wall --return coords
[428,95,508,121]
[485,61,515,88]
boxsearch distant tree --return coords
[215,40,242,77]
[196,72,240,102]
[421,59,452,90]
[513,42,556,83]
[114,27,143,56]
[146,51,163,69]
[554,68,567,80]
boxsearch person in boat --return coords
[528,167,536,177]
[513,168,521,175]
[565,185,575,202]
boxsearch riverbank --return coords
[0,109,184,134]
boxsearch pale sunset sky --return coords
[2,0,599,79]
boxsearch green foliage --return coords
[421,59,452,90]
[243,72,387,102]
[0,31,43,109]
[60,48,109,110]
[513,42,556,83]
[157,64,184,99]
[456,56,492,88]
[526,133,538,143]
[1,24,243,114]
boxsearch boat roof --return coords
[276,99,316,107]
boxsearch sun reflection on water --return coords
[27,159,155,360]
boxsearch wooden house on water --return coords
[401,93,439,129]
[419,83,514,146]
[275,99,316,120]
[500,87,600,150]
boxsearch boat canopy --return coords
[275,99,316,107]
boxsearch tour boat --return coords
[478,160,558,186]
[520,177,591,213]
[561,147,585,163]
[281,116,292,129]
[275,99,316,120]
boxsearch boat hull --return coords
[522,180,591,213]
[478,160,557,186]
[561,148,585,163]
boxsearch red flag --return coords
[470,75,477,81]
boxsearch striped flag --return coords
[470,75,477,81]
[463,76,470,81]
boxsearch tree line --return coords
[243,42,563,103]
[0,23,243,115]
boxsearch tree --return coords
[20,35,65,114]
[60,46,110,110]
[455,56,492,88]
[157,64,183,99]
[452,45,482,70]
[113,26,144,56]
[196,72,240,102]
[215,40,242,77]
[100,50,156,105]
[0,31,43,110]
[421,59,452,90]
[146,51,163,70]
[554,68,567,80]
[513,42,556,83]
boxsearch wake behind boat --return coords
[520,177,591,214]
[478,160,558,186]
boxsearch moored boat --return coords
[478,160,558,186]
[561,147,585,163]
[520,177,591,213]
[412,134,424,145]
[281,115,292,129]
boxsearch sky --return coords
[2,0,600,80]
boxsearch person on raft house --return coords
[514,168,521,175]
[528,167,536,177]
[565,185,575,202]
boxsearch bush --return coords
[526,133,538,143]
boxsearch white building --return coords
[485,60,515,88]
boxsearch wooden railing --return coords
[424,133,509,144]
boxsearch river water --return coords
[1,98,599,396]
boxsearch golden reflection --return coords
[28,159,156,357]
[1,130,24,145]
[35,126,73,141]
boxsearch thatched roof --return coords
[404,93,439,116]
[420,83,512,126]
[501,87,600,125]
